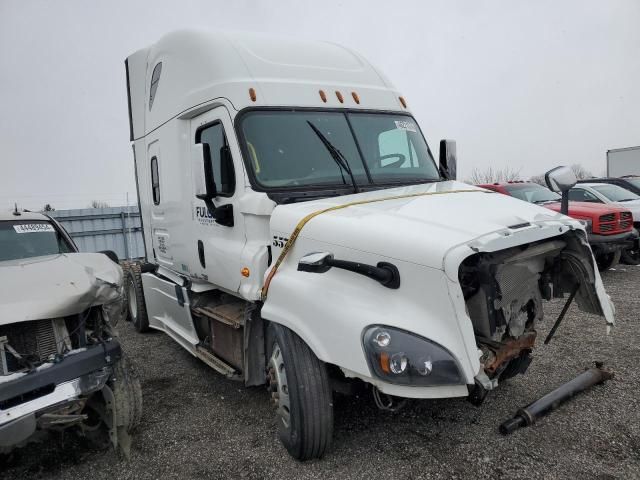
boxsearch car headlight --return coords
[362,326,464,386]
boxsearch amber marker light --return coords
[249,88,257,102]
[335,91,344,103]
[319,89,327,103]
[241,267,251,277]
[399,96,407,108]
[379,351,391,374]
[351,91,360,104]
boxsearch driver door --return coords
[190,106,246,292]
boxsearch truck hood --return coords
[0,253,123,326]
[270,181,578,269]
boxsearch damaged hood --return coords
[0,253,123,325]
[270,181,579,269]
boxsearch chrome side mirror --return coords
[439,139,457,181]
[545,166,577,193]
[545,166,577,215]
[298,252,333,273]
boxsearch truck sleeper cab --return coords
[125,30,614,460]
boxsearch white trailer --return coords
[124,30,614,460]
[607,146,640,177]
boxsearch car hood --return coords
[0,253,123,325]
[613,199,640,221]
[543,201,627,217]
[270,181,578,269]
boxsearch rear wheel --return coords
[266,324,333,460]
[596,250,621,271]
[126,264,149,332]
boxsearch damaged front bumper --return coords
[444,220,615,395]
[0,340,121,447]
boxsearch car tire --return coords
[112,356,143,433]
[126,264,150,332]
[596,250,621,271]
[621,245,640,265]
[266,323,333,460]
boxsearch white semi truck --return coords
[607,146,640,177]
[125,30,614,460]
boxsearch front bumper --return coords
[0,340,121,447]
[588,229,639,253]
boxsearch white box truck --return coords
[124,30,614,460]
[607,146,640,177]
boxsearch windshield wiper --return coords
[307,121,359,193]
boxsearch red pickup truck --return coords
[478,181,637,270]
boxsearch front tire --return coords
[621,244,640,265]
[126,264,149,332]
[595,250,621,271]
[266,324,333,460]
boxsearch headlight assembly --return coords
[362,326,463,386]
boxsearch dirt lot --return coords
[2,267,639,480]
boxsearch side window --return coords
[378,129,418,168]
[149,62,162,111]
[568,188,600,203]
[151,156,160,205]
[197,122,236,196]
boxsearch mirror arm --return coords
[298,253,400,289]
[560,192,569,215]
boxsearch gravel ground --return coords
[2,267,639,480]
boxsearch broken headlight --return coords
[362,326,463,386]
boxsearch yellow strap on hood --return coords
[261,188,493,301]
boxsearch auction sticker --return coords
[13,224,55,233]
[395,120,417,132]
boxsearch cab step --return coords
[195,344,241,380]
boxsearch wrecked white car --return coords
[0,211,141,452]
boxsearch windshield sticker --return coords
[13,224,55,234]
[394,120,417,132]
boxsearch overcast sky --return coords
[1,0,638,210]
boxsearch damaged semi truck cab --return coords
[125,30,614,460]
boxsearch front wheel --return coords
[266,324,333,460]
[621,244,640,265]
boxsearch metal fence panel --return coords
[49,206,144,260]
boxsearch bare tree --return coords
[90,200,110,209]
[529,164,594,185]
[529,174,546,186]
[570,164,593,180]
[466,166,522,184]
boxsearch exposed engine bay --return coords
[459,231,604,383]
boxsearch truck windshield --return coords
[591,184,640,202]
[0,221,73,261]
[504,184,561,204]
[237,110,440,189]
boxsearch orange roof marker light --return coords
[319,90,327,103]
[351,91,360,104]
[249,88,257,102]
[335,91,344,103]
[399,96,407,108]
[241,267,251,278]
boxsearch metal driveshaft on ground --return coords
[499,362,614,435]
